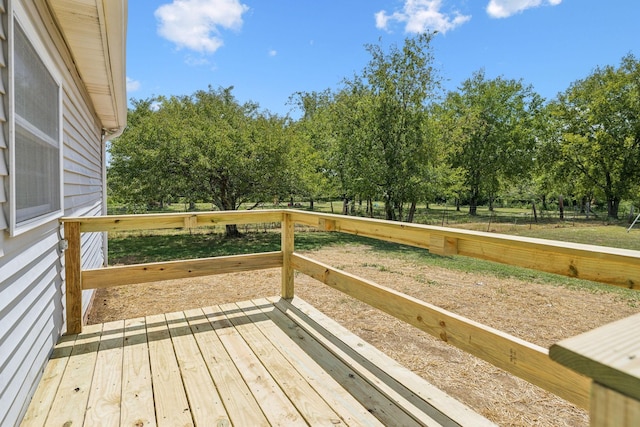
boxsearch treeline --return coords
[109,32,640,226]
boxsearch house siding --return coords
[0,1,107,426]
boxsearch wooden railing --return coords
[61,209,640,425]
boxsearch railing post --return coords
[64,221,83,334]
[550,312,640,426]
[281,212,294,299]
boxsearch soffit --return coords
[46,0,127,135]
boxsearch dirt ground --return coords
[88,243,640,426]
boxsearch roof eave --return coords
[47,0,127,137]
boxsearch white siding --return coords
[0,1,107,426]
[0,0,7,253]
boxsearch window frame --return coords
[8,6,64,236]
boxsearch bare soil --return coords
[88,243,640,426]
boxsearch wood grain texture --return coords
[145,314,193,427]
[590,382,640,427]
[68,209,283,232]
[84,320,124,426]
[120,317,156,427]
[82,251,282,289]
[44,323,102,426]
[278,297,497,427]
[20,335,78,426]
[550,312,640,401]
[292,253,591,409]
[26,298,498,426]
[241,299,386,427]
[281,213,294,298]
[289,210,640,289]
[165,311,229,425]
[184,307,269,426]
[64,221,83,334]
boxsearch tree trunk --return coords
[342,197,349,215]
[309,198,314,211]
[225,224,241,238]
[532,201,538,223]
[384,198,395,221]
[407,201,417,223]
[580,196,587,214]
[367,198,373,217]
[468,186,479,216]
[559,195,564,220]
[607,197,620,219]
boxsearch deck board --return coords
[120,317,155,427]
[84,320,124,427]
[21,297,496,426]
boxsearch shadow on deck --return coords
[21,297,494,426]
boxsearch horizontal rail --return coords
[82,252,283,289]
[63,209,284,233]
[61,208,640,414]
[291,253,591,408]
[63,209,640,289]
[290,210,640,290]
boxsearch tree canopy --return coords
[109,86,293,236]
[546,54,640,218]
[440,70,544,215]
[109,36,640,224]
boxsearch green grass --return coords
[106,203,640,306]
[108,229,357,264]
[107,225,640,306]
[507,224,640,251]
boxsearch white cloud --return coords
[155,0,249,54]
[126,77,140,92]
[486,0,562,18]
[375,0,471,34]
[268,49,277,57]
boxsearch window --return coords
[11,19,62,232]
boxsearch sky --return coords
[126,0,640,117]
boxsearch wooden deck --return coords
[21,297,494,426]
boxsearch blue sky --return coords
[126,0,639,117]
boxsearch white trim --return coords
[9,5,64,236]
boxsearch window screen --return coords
[14,21,60,224]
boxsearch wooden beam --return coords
[64,221,83,334]
[64,209,284,233]
[429,235,458,256]
[589,382,640,426]
[291,253,591,409]
[82,252,283,289]
[289,210,640,289]
[281,213,294,299]
[550,312,640,402]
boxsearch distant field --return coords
[106,205,640,305]
[107,200,640,250]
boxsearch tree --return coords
[332,33,443,221]
[441,70,544,215]
[109,86,292,237]
[547,54,640,218]
[108,98,189,210]
[287,90,341,209]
